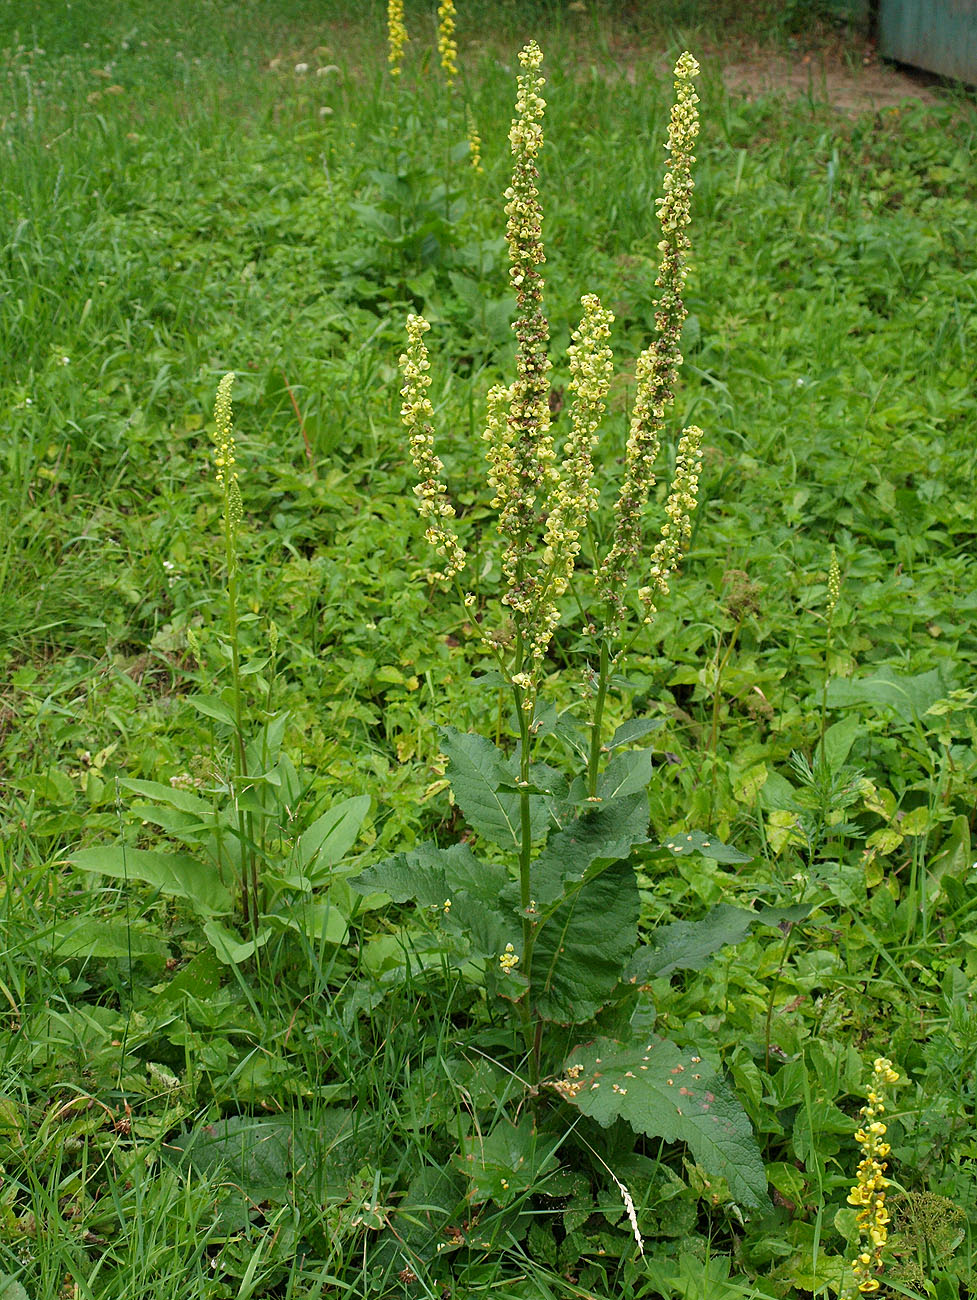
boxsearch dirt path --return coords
[721,49,942,112]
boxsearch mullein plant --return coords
[356,45,771,1215]
[211,373,260,929]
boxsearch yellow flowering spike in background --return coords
[387,0,408,76]
[438,0,458,85]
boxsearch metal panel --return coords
[878,0,977,84]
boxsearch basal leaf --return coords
[50,919,167,961]
[556,1036,768,1208]
[532,858,639,1023]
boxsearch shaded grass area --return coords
[1,1,976,1297]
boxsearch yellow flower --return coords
[597,52,700,633]
[387,0,408,77]
[212,372,236,489]
[847,1057,901,1295]
[437,0,458,85]
[399,315,467,582]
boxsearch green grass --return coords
[2,1,976,1296]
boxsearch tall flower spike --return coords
[400,314,466,582]
[847,1057,901,1295]
[212,372,236,490]
[495,41,556,678]
[437,0,458,86]
[536,295,614,658]
[387,0,408,77]
[640,422,703,618]
[597,51,700,634]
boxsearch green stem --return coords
[224,508,255,931]
[512,675,539,1087]
[586,640,611,798]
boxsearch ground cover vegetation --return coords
[1,0,975,1296]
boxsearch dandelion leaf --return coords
[558,1036,768,1208]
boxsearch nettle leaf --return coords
[439,727,553,848]
[532,858,639,1023]
[532,794,649,905]
[557,1037,768,1208]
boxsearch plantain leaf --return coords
[532,858,639,1023]
[556,1036,768,1208]
[69,846,231,915]
[50,919,167,961]
[298,795,371,881]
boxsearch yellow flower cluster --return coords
[536,295,614,652]
[496,42,557,690]
[466,105,483,173]
[212,372,237,489]
[597,52,700,633]
[827,545,841,618]
[400,315,467,582]
[499,942,520,974]
[437,0,458,86]
[640,422,703,616]
[847,1057,900,1294]
[387,0,408,77]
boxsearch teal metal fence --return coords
[878,0,977,84]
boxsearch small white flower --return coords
[294,62,309,74]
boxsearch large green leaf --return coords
[298,795,371,882]
[531,794,649,905]
[629,903,815,981]
[50,919,167,962]
[351,840,502,908]
[439,727,553,848]
[69,846,231,915]
[596,748,653,800]
[532,858,639,1023]
[825,665,949,726]
[556,1036,768,1208]
[655,830,753,864]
